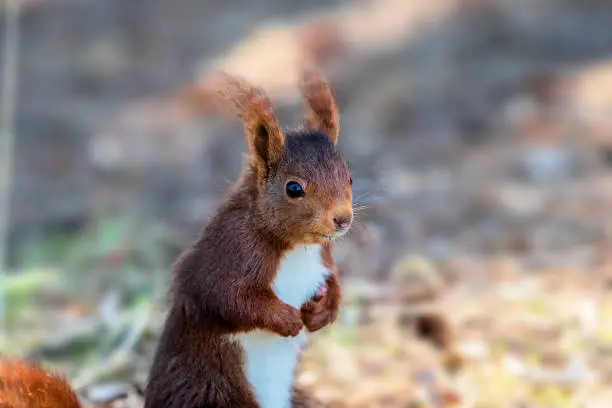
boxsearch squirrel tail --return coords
[0,359,81,408]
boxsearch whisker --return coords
[353,191,376,203]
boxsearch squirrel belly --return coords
[231,244,331,408]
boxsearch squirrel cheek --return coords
[307,208,327,228]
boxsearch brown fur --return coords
[145,68,351,408]
[300,67,340,144]
[0,359,81,408]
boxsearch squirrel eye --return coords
[285,181,305,198]
[349,176,353,186]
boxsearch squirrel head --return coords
[204,67,352,245]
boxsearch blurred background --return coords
[2,0,612,406]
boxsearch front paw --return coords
[268,304,304,337]
[301,288,337,332]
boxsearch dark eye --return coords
[349,176,353,186]
[285,181,305,198]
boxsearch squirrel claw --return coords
[301,286,336,332]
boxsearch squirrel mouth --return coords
[315,230,349,241]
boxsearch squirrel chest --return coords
[232,244,331,408]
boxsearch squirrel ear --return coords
[247,120,284,173]
[202,71,285,173]
[299,66,339,144]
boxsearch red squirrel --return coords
[145,67,351,408]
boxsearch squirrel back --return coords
[0,359,81,408]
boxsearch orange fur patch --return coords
[0,359,80,408]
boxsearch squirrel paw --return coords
[269,304,304,337]
[301,286,337,332]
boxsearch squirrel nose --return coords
[333,215,352,232]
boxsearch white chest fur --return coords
[233,244,331,408]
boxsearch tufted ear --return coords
[203,71,285,178]
[299,66,339,144]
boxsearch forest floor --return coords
[4,261,612,408]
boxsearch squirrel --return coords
[144,67,352,408]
